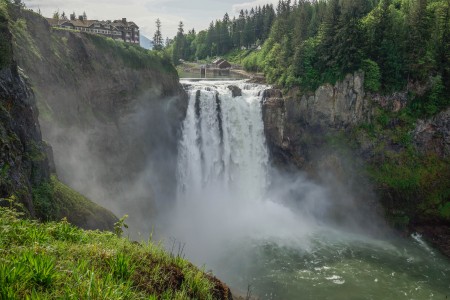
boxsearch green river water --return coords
[213,230,450,299]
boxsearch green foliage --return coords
[242,51,261,72]
[0,206,221,299]
[32,176,117,230]
[0,0,7,17]
[23,252,56,288]
[355,104,450,226]
[109,252,135,281]
[0,0,12,69]
[113,215,129,237]
[0,259,28,300]
[187,0,450,103]
[32,181,57,221]
[361,59,381,92]
[166,4,276,61]
[86,34,174,74]
[409,75,449,117]
[10,18,42,60]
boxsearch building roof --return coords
[112,19,139,29]
[218,60,231,69]
[62,19,98,28]
[213,58,224,65]
[46,18,65,26]
[46,18,139,30]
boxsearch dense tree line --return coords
[163,0,449,115]
[166,4,276,62]
[242,0,449,115]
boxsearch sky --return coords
[23,0,278,40]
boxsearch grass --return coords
[0,206,227,299]
[9,17,42,61]
[85,33,175,74]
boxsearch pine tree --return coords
[407,0,430,80]
[153,19,163,51]
[53,10,60,20]
[172,21,186,63]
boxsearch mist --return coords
[41,88,186,234]
[155,80,390,274]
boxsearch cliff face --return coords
[263,72,372,168]
[9,6,187,230]
[0,4,117,230]
[262,73,450,256]
[0,51,50,215]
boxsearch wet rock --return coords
[0,65,50,215]
[227,85,242,97]
[413,107,450,158]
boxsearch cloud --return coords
[232,0,277,13]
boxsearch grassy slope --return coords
[32,176,118,231]
[0,206,230,300]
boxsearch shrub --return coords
[23,252,56,288]
[362,59,381,92]
[109,252,135,281]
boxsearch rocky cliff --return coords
[8,6,187,231]
[262,72,450,256]
[1,3,116,230]
[263,71,372,168]
[0,32,50,214]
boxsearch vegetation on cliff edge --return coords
[0,0,12,68]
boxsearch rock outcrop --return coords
[414,108,450,158]
[0,63,50,214]
[263,71,371,168]
[228,85,242,97]
[261,71,450,257]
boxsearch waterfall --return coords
[177,80,269,204]
[169,80,309,265]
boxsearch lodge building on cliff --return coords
[46,13,140,44]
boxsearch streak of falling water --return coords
[177,80,268,205]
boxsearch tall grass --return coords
[0,206,224,299]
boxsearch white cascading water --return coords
[177,80,268,204]
[168,80,309,264]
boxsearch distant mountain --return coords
[140,35,153,50]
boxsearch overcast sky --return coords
[23,0,277,39]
